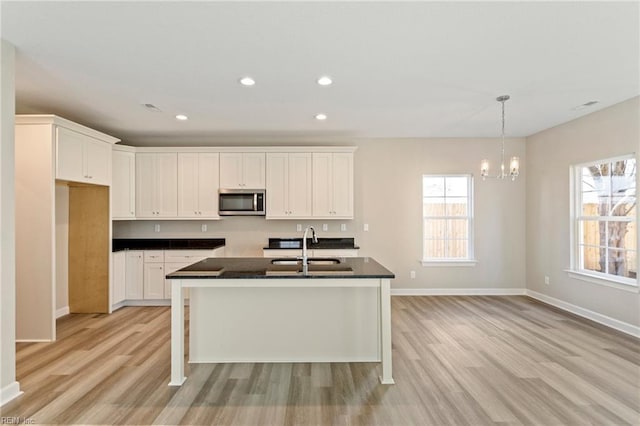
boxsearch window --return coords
[571,155,637,286]
[422,175,475,265]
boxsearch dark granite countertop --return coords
[166,257,393,279]
[112,238,225,252]
[264,237,359,250]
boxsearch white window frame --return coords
[421,174,477,267]
[568,154,638,290]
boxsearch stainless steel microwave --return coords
[219,189,266,216]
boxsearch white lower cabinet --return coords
[164,262,193,299]
[143,251,165,299]
[125,251,144,300]
[116,247,225,304]
[112,251,126,307]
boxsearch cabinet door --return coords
[312,153,332,217]
[143,263,165,299]
[112,251,126,306]
[125,251,144,300]
[266,153,288,218]
[177,153,199,217]
[197,153,220,217]
[330,153,354,218]
[288,153,312,217]
[84,138,111,185]
[155,153,178,217]
[135,153,156,217]
[219,153,243,188]
[243,153,266,188]
[164,262,193,299]
[112,150,135,218]
[56,127,85,183]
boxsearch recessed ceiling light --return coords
[317,76,333,86]
[176,114,188,121]
[315,113,327,121]
[239,77,255,86]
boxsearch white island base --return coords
[170,278,394,386]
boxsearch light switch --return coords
[201,224,207,233]
[296,224,302,232]
[341,224,347,232]
[154,224,161,233]
[322,224,328,231]
[364,223,369,232]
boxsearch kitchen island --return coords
[167,257,395,386]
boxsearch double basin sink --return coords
[267,257,353,275]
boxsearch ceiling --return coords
[2,1,638,146]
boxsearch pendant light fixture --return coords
[480,95,519,181]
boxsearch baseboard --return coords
[0,381,22,407]
[122,299,190,307]
[55,306,70,319]
[391,288,526,296]
[525,290,640,338]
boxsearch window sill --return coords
[421,259,478,267]
[565,270,639,293]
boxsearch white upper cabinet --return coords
[177,152,220,218]
[56,126,112,186]
[266,152,312,219]
[312,152,354,219]
[136,153,178,218]
[112,149,136,219]
[220,152,265,189]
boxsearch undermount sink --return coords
[270,257,342,265]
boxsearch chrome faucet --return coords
[302,226,318,274]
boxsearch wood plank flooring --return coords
[2,296,639,425]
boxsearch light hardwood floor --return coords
[2,296,639,425]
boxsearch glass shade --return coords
[510,156,520,177]
[480,159,489,177]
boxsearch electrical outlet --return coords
[296,224,302,232]
[364,223,369,232]
[341,224,347,232]
[322,224,328,231]
[410,270,416,279]
[154,224,161,233]
[544,276,550,285]
[201,224,207,233]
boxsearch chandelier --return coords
[480,95,519,181]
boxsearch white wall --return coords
[115,136,527,292]
[526,96,640,327]
[0,39,21,406]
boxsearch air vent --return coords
[572,100,599,110]
[142,103,162,112]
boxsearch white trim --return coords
[55,306,70,318]
[420,259,478,267]
[15,339,53,343]
[15,114,120,144]
[566,270,638,292]
[526,289,640,338]
[132,146,358,153]
[124,299,172,307]
[391,288,526,296]
[0,381,22,407]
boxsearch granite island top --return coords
[264,237,359,250]
[166,257,394,279]
[113,238,225,252]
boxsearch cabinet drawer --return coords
[144,251,164,263]
[164,250,211,263]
